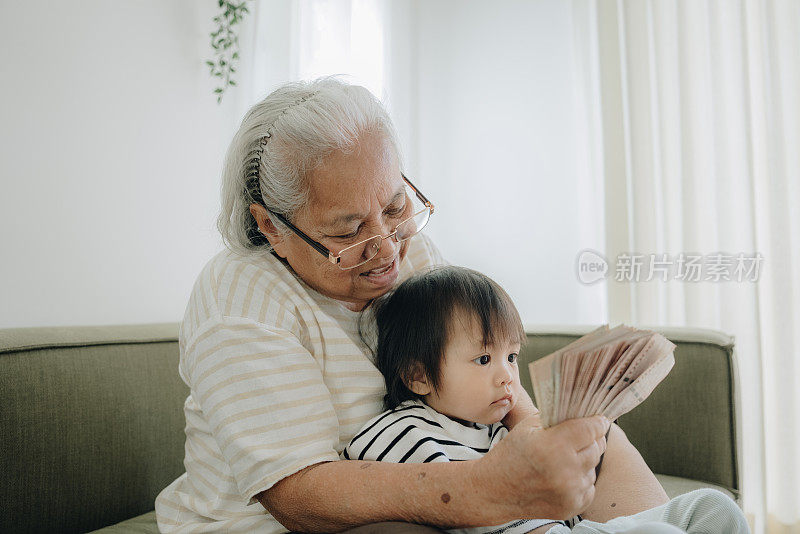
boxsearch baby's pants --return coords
[544,489,749,534]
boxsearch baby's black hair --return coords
[368,265,525,410]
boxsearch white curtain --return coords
[572,1,800,532]
[243,0,386,104]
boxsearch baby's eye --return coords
[507,353,517,363]
[473,354,491,365]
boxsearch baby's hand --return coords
[502,381,539,429]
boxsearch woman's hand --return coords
[475,414,611,521]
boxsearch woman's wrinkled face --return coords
[270,132,411,310]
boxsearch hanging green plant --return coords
[206,1,251,104]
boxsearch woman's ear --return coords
[407,365,432,396]
[249,203,288,258]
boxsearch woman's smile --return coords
[359,256,399,287]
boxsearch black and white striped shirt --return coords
[344,400,570,534]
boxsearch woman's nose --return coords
[374,235,399,261]
[373,225,400,258]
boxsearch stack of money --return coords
[528,325,676,428]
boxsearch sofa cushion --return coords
[88,511,159,533]
[88,476,734,534]
[655,474,736,502]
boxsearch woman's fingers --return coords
[577,436,606,471]
[555,416,610,473]
[476,414,612,520]
[555,415,611,451]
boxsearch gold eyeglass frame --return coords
[267,173,434,270]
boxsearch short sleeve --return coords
[182,314,341,503]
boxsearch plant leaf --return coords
[209,0,250,102]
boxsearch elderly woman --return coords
[155,78,671,533]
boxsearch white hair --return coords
[217,76,403,257]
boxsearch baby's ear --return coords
[406,364,432,396]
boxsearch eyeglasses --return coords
[267,174,434,270]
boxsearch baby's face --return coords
[424,312,521,425]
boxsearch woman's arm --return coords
[258,458,488,531]
[257,415,611,532]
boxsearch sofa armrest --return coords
[0,323,186,534]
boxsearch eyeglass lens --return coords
[338,208,430,269]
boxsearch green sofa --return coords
[0,323,742,533]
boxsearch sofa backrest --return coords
[1,324,187,534]
[1,323,740,533]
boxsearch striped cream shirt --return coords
[155,234,444,533]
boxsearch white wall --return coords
[0,1,253,327]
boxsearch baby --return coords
[345,266,750,534]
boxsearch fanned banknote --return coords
[529,325,676,428]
